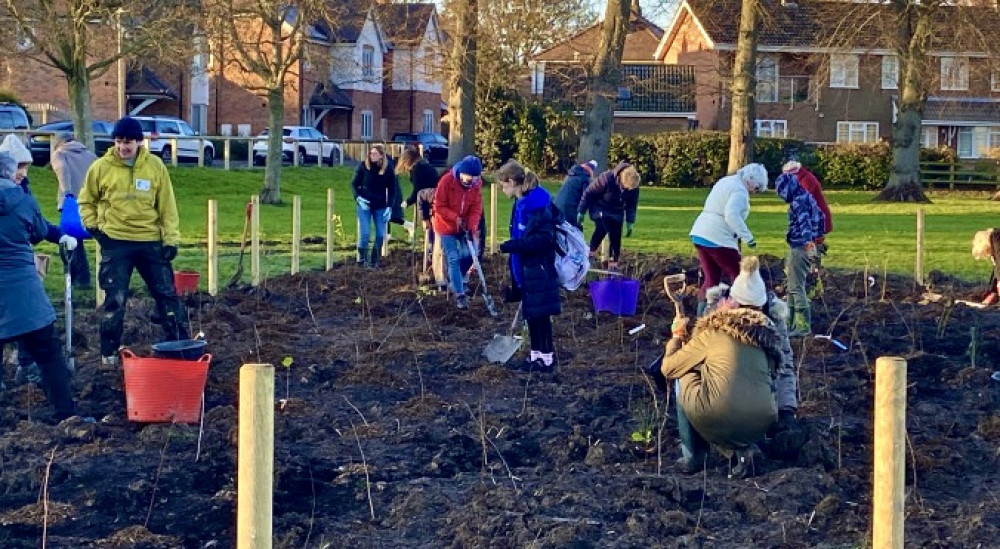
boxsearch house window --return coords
[881,55,899,90]
[360,110,373,140]
[957,127,974,158]
[755,120,787,138]
[940,56,969,91]
[756,55,778,103]
[362,45,374,79]
[830,54,859,88]
[422,110,434,133]
[989,127,1000,149]
[921,126,938,148]
[836,121,879,143]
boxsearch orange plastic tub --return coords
[122,349,210,423]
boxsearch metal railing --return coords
[3,129,417,170]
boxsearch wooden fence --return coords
[920,160,1000,189]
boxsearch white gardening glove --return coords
[59,234,78,251]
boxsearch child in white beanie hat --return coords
[729,256,768,307]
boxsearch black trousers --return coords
[98,239,188,356]
[2,324,74,418]
[526,315,554,354]
[589,216,624,262]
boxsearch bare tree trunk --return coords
[727,0,757,174]
[577,0,630,170]
[260,86,284,204]
[447,0,478,165]
[876,5,930,203]
[67,69,94,152]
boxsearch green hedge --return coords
[608,131,806,188]
[607,131,964,190]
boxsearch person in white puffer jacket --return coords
[689,163,768,315]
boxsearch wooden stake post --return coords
[915,209,924,287]
[326,189,334,270]
[237,364,274,549]
[207,199,218,296]
[490,183,498,255]
[873,356,906,549]
[291,195,301,275]
[251,195,261,287]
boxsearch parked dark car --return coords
[391,132,449,166]
[30,120,114,166]
[0,103,31,131]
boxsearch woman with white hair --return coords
[689,163,768,315]
[0,151,77,420]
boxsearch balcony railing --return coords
[542,64,696,113]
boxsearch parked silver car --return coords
[252,126,342,166]
[133,115,214,166]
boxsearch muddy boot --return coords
[789,305,812,337]
[369,238,384,268]
[14,362,42,385]
[356,247,367,266]
[729,444,763,479]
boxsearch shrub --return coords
[808,143,890,190]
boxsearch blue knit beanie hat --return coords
[452,155,483,180]
[112,116,144,140]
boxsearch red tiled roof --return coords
[532,10,664,63]
[684,0,1000,52]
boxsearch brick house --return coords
[528,8,696,136]
[375,2,444,138]
[2,1,445,144]
[655,0,1000,158]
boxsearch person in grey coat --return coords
[0,151,77,420]
[51,132,97,287]
[553,160,596,229]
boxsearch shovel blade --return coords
[483,335,523,364]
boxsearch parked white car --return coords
[133,116,214,165]
[252,126,342,166]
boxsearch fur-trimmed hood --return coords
[693,307,785,366]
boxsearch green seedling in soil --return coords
[968,326,982,369]
[281,355,294,405]
[629,398,658,450]
[330,213,349,248]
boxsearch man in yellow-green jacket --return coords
[79,116,188,366]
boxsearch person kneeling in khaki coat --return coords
[661,256,789,478]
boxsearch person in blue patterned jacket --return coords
[774,172,826,337]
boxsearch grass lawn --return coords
[24,165,998,297]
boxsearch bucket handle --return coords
[120,349,136,359]
[197,353,212,364]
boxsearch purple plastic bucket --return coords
[589,278,640,316]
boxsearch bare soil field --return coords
[1,251,999,548]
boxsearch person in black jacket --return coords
[553,159,597,229]
[495,159,562,374]
[351,144,398,268]
[577,162,640,268]
[393,145,436,243]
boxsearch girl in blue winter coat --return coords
[495,160,563,374]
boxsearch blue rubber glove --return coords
[380,208,391,224]
[576,212,586,226]
[356,196,370,211]
[747,238,757,249]
[625,222,634,237]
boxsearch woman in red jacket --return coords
[432,155,484,309]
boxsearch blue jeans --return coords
[357,205,388,249]
[440,234,471,296]
[676,382,710,464]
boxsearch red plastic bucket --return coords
[173,270,200,295]
[589,277,640,316]
[122,349,210,423]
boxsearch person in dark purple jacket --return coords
[576,162,640,267]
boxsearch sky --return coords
[587,0,680,28]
